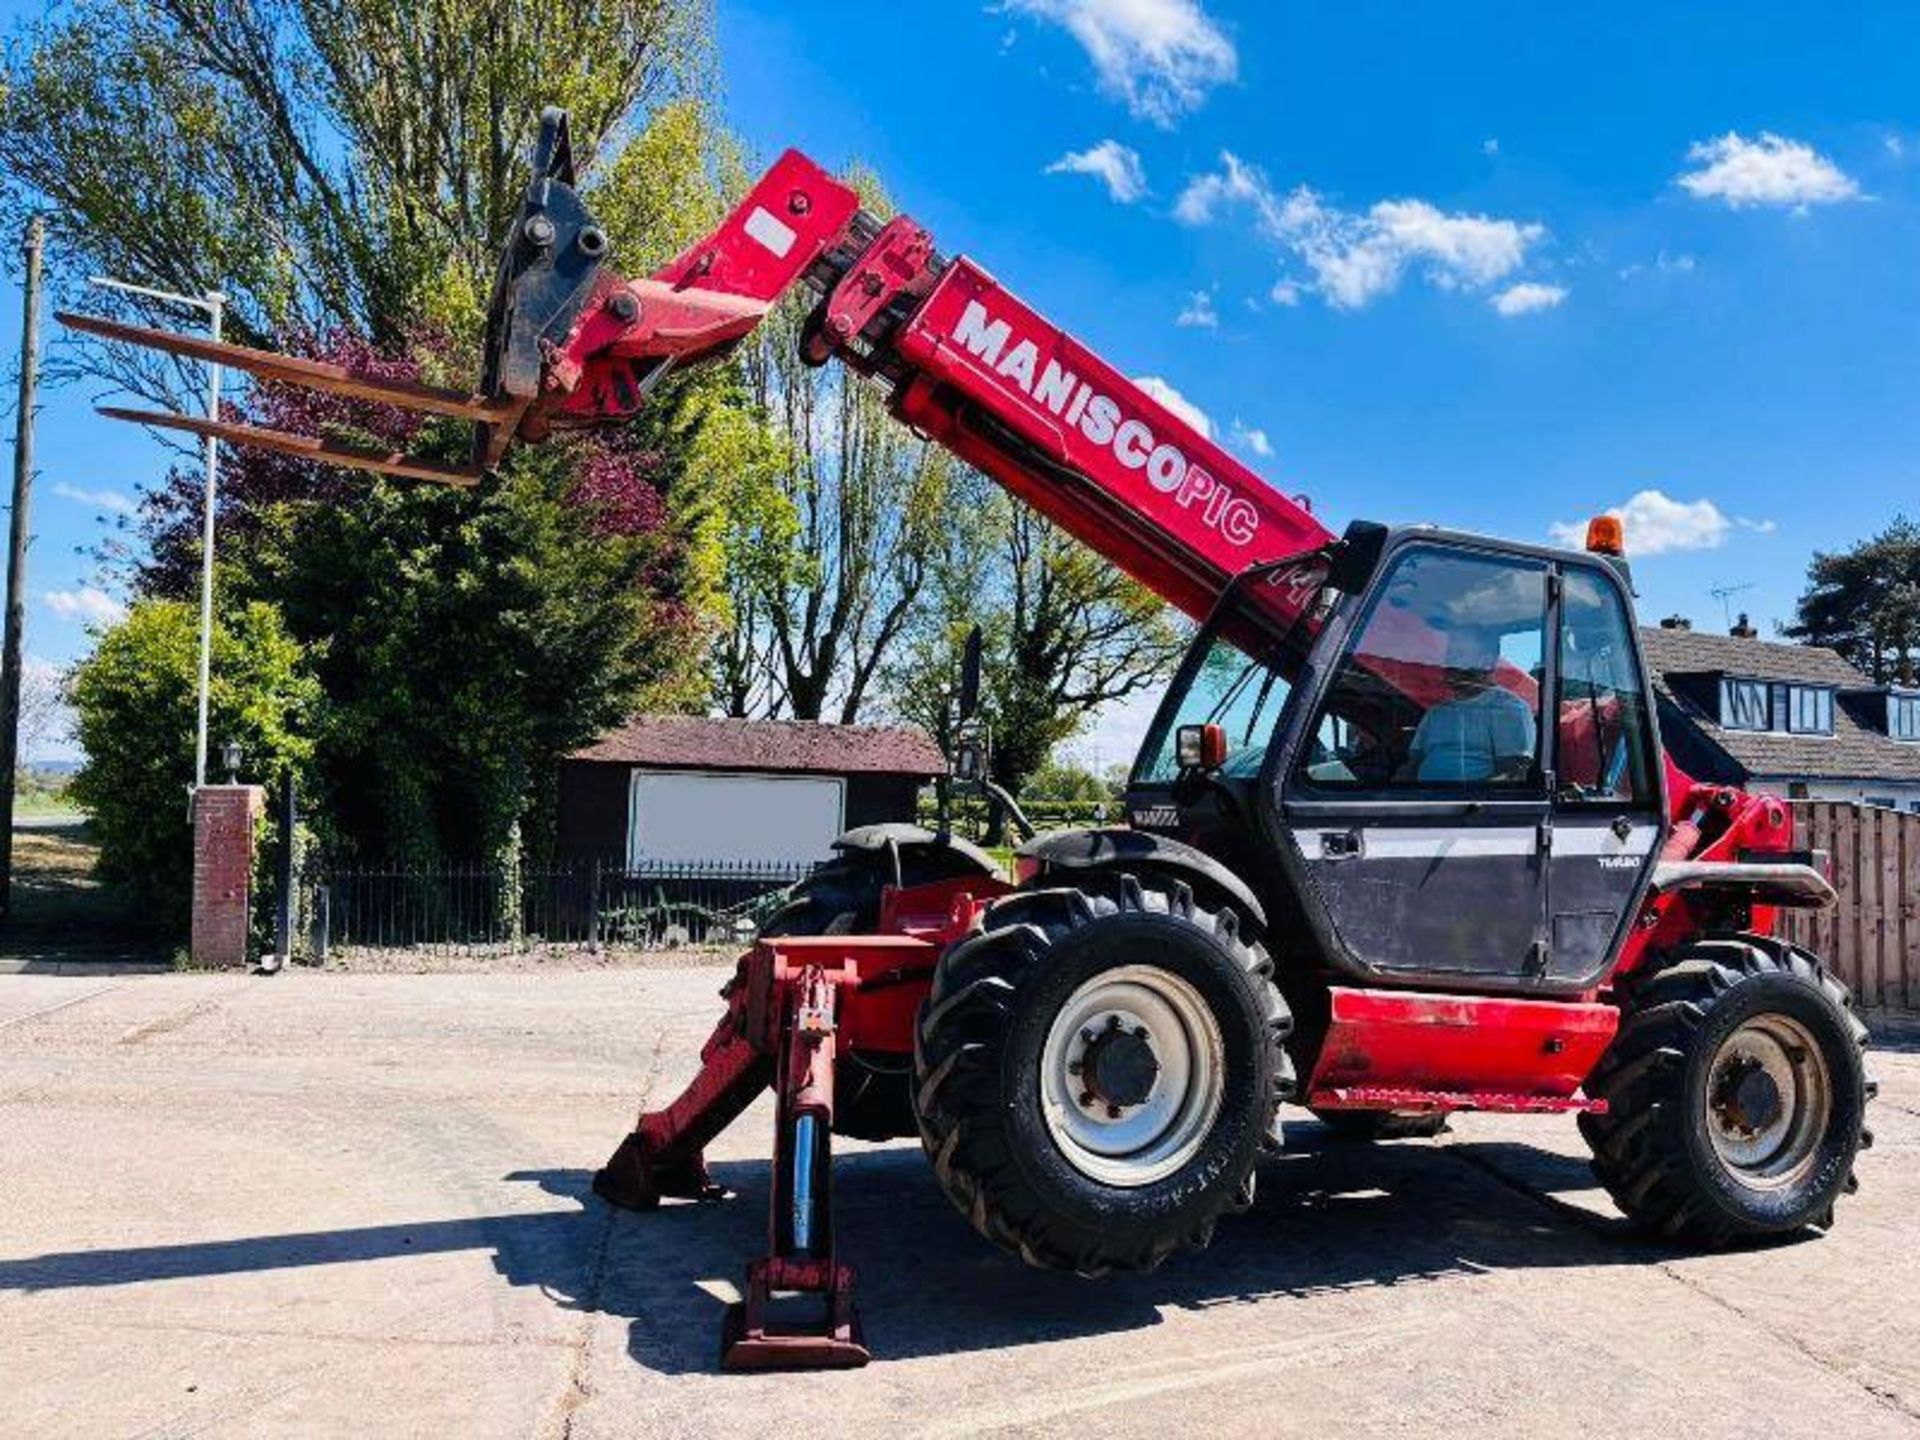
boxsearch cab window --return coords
[1301,548,1548,792]
[1556,567,1656,805]
[1138,634,1290,783]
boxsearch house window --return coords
[1787,685,1833,735]
[1891,693,1920,742]
[1720,677,1771,730]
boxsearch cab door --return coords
[1544,564,1664,983]
[1283,544,1553,981]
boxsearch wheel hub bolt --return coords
[1079,1090,1096,1108]
[1106,1103,1122,1119]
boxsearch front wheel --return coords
[1580,935,1872,1246]
[913,872,1294,1275]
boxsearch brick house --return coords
[555,716,945,867]
[1642,618,1920,814]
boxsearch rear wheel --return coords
[1580,935,1872,1245]
[763,840,992,1141]
[913,872,1293,1274]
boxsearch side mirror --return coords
[1327,520,1389,595]
[958,626,983,724]
[1175,723,1228,773]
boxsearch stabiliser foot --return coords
[720,1258,869,1371]
[592,1132,728,1212]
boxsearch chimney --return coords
[1730,612,1757,639]
[1659,614,1692,631]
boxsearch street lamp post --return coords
[87,277,225,792]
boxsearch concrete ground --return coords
[2,967,1917,1439]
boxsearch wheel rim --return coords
[1703,1013,1831,1189]
[1038,964,1226,1187]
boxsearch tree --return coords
[7,3,756,865]
[122,331,714,864]
[67,599,317,928]
[886,473,1185,835]
[0,0,712,395]
[1788,517,1920,685]
[986,502,1184,806]
[724,174,955,723]
[16,658,69,769]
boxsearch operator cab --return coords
[1126,521,1666,995]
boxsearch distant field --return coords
[1,819,168,966]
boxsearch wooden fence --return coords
[1777,802,1920,1013]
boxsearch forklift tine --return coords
[58,312,514,424]
[97,407,483,487]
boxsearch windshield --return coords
[1133,555,1336,785]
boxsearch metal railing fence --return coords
[298,856,817,960]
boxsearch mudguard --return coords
[1016,826,1268,929]
[831,823,1000,878]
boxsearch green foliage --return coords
[1789,517,1920,685]
[0,0,714,357]
[67,599,318,929]
[886,471,1184,822]
[224,439,689,864]
[10,1,754,867]
[1023,760,1120,804]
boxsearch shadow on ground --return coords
[0,821,169,967]
[3,1123,1802,1373]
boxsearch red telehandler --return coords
[69,109,1872,1370]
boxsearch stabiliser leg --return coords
[720,964,867,1370]
[592,946,869,1370]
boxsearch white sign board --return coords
[627,770,846,867]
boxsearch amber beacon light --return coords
[1585,514,1627,556]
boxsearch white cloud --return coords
[1045,140,1148,204]
[1269,278,1303,307]
[1548,490,1775,557]
[43,586,125,625]
[1490,281,1567,317]
[1618,250,1697,281]
[1173,151,1265,225]
[52,481,137,517]
[1176,151,1547,309]
[1482,138,1500,157]
[1005,0,1236,127]
[1175,289,1219,329]
[1678,132,1861,210]
[1229,418,1273,458]
[1886,134,1906,160]
[1133,375,1213,438]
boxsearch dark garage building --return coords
[556,715,946,868]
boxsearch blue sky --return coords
[715,0,1920,764]
[4,2,1919,765]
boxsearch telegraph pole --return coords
[0,215,44,916]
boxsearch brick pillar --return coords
[192,784,265,969]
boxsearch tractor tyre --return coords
[1580,934,1873,1246]
[912,872,1293,1275]
[762,841,990,1142]
[1311,1109,1450,1141]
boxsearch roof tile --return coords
[1639,627,1920,783]
[570,715,946,777]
